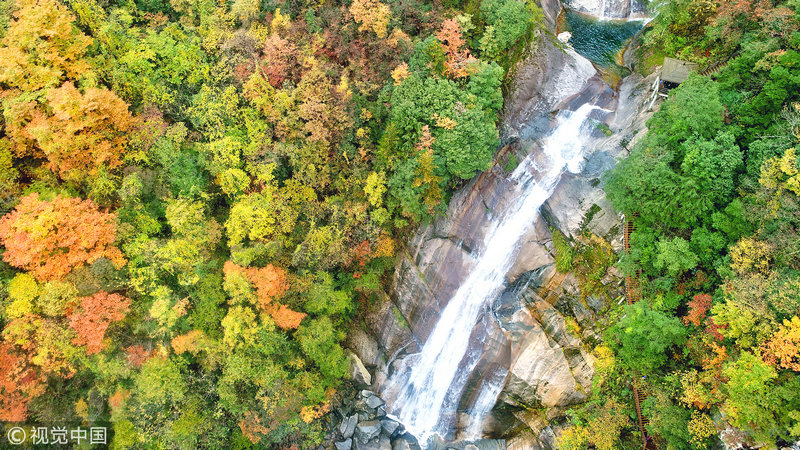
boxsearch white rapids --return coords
[385,103,602,444]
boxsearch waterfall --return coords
[463,366,509,439]
[385,103,602,444]
[566,0,647,20]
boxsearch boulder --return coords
[391,434,421,450]
[355,420,382,444]
[340,414,358,439]
[360,389,375,398]
[507,431,542,450]
[347,328,382,367]
[364,394,385,410]
[355,436,392,450]
[538,423,566,450]
[348,352,372,386]
[381,419,400,437]
[335,438,353,450]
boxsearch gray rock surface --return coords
[364,393,385,410]
[392,434,421,450]
[506,432,542,450]
[355,421,382,444]
[355,436,392,450]
[347,328,382,367]
[381,419,400,437]
[348,351,372,386]
[563,0,647,19]
[347,0,659,444]
[340,414,358,439]
[336,438,353,450]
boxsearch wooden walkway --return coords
[624,217,656,449]
[699,52,739,77]
[623,219,641,305]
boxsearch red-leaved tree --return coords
[684,293,712,327]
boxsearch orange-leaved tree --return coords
[224,261,306,329]
[68,292,131,354]
[763,316,800,371]
[34,82,135,180]
[0,194,125,281]
[0,343,46,421]
[436,19,474,78]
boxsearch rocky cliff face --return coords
[338,1,658,447]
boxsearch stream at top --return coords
[564,10,646,69]
[380,1,647,446]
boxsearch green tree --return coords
[721,353,789,442]
[606,75,742,229]
[296,317,347,382]
[608,302,687,374]
[655,236,699,277]
[479,0,534,60]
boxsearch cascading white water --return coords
[386,103,601,444]
[463,366,509,439]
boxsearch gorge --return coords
[345,0,658,448]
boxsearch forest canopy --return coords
[565,0,800,447]
[0,0,538,446]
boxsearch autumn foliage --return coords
[0,0,91,92]
[0,0,134,182]
[68,292,131,354]
[124,345,153,368]
[37,82,135,179]
[349,0,392,38]
[0,343,45,421]
[171,330,210,355]
[0,0,521,443]
[224,261,306,329]
[763,317,800,371]
[437,19,474,78]
[684,293,713,326]
[259,34,299,88]
[0,194,125,281]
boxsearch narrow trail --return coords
[624,217,657,449]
